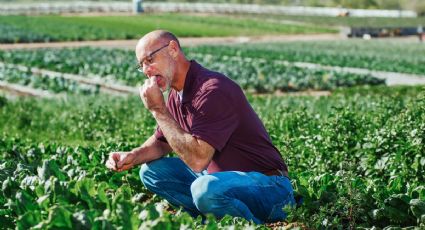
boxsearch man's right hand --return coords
[105,151,136,172]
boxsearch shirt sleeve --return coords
[154,126,168,143]
[190,88,239,151]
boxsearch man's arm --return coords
[105,134,172,172]
[131,134,172,165]
[140,78,215,173]
[152,108,215,173]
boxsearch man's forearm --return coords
[151,108,204,169]
[131,135,170,166]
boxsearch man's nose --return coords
[143,64,153,77]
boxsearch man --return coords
[105,30,295,224]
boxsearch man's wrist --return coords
[129,150,141,166]
[151,106,167,118]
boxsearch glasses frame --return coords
[136,43,170,73]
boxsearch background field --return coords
[242,14,425,27]
[0,14,335,43]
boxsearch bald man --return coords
[105,30,295,224]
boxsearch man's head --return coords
[135,30,186,92]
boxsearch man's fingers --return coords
[112,153,120,162]
[117,162,132,172]
[151,76,158,86]
[105,159,117,171]
[105,153,123,171]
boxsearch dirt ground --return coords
[0,34,342,50]
[0,34,421,51]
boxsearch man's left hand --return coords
[140,76,165,112]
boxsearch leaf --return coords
[15,190,37,215]
[72,210,93,230]
[37,160,67,182]
[36,194,50,210]
[97,181,110,209]
[76,178,97,209]
[17,210,42,229]
[45,205,73,229]
[410,199,425,218]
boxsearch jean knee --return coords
[139,163,151,187]
[191,175,219,212]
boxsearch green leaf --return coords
[15,190,37,215]
[72,210,93,230]
[410,199,425,218]
[17,210,42,229]
[45,205,73,229]
[97,181,110,209]
[36,194,50,210]
[37,160,67,182]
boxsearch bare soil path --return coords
[0,34,342,50]
[0,80,54,98]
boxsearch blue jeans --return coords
[139,157,295,224]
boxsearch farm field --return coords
[0,14,335,43]
[188,40,425,75]
[0,46,385,93]
[1,85,424,229]
[0,6,425,229]
[240,14,425,27]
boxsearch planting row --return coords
[0,85,424,228]
[0,47,384,93]
[189,53,383,92]
[247,14,425,27]
[0,65,100,95]
[188,40,425,75]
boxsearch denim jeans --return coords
[139,157,295,224]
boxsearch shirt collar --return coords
[180,60,199,104]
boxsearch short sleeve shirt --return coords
[155,60,288,174]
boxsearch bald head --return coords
[136,30,180,55]
[134,30,190,91]
[149,30,180,48]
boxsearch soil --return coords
[0,34,342,50]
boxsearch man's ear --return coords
[169,40,179,59]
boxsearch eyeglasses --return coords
[136,43,169,73]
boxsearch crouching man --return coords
[105,30,294,224]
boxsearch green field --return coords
[1,85,424,229]
[0,47,385,93]
[0,14,335,43]
[238,14,425,27]
[189,40,425,75]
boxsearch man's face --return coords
[136,40,176,92]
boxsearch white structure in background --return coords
[133,0,143,14]
[0,2,418,18]
[143,3,417,17]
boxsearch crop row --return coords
[188,40,425,75]
[0,47,384,93]
[0,65,100,95]
[0,14,334,43]
[0,86,424,228]
[189,53,383,92]
[247,14,425,27]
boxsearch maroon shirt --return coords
[155,60,288,174]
